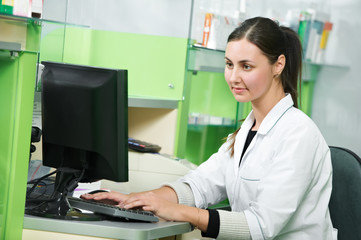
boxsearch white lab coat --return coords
[180,94,337,240]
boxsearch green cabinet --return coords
[0,14,41,240]
[39,27,189,101]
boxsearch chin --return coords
[234,95,250,103]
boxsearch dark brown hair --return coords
[226,17,303,157]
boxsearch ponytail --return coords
[279,26,303,108]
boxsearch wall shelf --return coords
[0,41,21,51]
[187,45,225,73]
[128,96,179,109]
[34,92,179,110]
[0,12,88,27]
[188,44,349,74]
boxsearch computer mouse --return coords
[87,189,110,195]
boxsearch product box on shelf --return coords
[1,0,14,14]
[13,0,31,17]
[297,9,333,63]
[201,12,240,51]
[31,0,42,18]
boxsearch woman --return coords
[82,17,337,239]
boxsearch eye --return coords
[243,64,252,70]
[225,61,233,69]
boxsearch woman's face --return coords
[224,38,282,105]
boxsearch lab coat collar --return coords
[233,94,294,166]
[257,94,294,135]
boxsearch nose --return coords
[227,67,242,84]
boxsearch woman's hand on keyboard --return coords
[121,191,180,221]
[81,188,207,230]
[80,191,131,206]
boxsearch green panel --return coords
[240,101,252,121]
[25,22,42,52]
[39,26,67,62]
[174,71,193,158]
[188,71,236,118]
[0,56,15,239]
[0,52,37,239]
[185,125,235,165]
[39,24,90,63]
[184,71,239,165]
[300,81,315,116]
[62,27,92,65]
[62,29,188,100]
[42,28,188,100]
[299,64,318,116]
[0,5,13,14]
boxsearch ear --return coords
[273,54,286,77]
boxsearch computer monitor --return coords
[25,61,128,220]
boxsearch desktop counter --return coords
[23,214,192,240]
[23,151,197,239]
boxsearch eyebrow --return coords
[224,57,254,64]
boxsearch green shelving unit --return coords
[0,13,42,239]
[0,51,38,240]
[183,70,239,165]
[0,13,70,239]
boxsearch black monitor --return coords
[26,61,128,220]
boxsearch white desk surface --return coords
[24,215,192,240]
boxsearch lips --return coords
[232,87,247,94]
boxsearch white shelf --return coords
[128,96,178,109]
[34,92,179,110]
[188,45,349,78]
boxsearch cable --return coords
[27,170,57,198]
[27,169,57,184]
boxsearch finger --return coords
[91,192,124,201]
[124,199,147,209]
[141,205,154,212]
[81,192,108,199]
[121,195,139,206]
[81,192,126,205]
[122,192,150,206]
[106,192,131,203]
[80,193,98,199]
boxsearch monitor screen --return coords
[25,61,128,220]
[41,61,128,183]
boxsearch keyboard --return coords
[67,196,159,222]
[128,138,161,153]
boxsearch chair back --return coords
[329,146,361,240]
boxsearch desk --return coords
[23,215,192,240]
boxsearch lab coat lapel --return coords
[257,94,294,135]
[233,94,294,173]
[233,111,255,174]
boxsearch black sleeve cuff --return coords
[201,209,220,238]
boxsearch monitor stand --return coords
[25,168,103,221]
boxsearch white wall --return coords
[66,0,192,38]
[311,0,361,156]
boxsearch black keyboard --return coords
[128,138,161,153]
[67,196,159,222]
